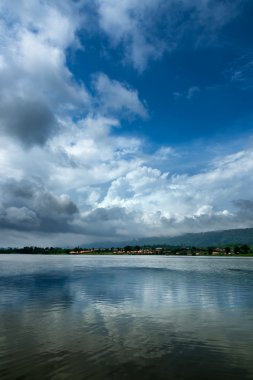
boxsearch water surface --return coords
[0,255,253,379]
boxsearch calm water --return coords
[0,255,253,380]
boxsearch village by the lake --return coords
[1,244,253,256]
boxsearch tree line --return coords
[0,244,252,255]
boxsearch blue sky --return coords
[70,1,253,144]
[0,0,253,246]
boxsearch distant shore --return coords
[1,244,253,257]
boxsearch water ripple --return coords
[0,255,253,379]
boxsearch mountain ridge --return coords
[85,227,253,248]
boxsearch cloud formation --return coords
[0,0,89,146]
[0,178,78,232]
[93,73,148,119]
[95,0,242,71]
[0,0,252,246]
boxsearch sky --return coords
[0,0,253,247]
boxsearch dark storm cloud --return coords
[0,1,90,149]
[0,180,143,237]
[0,96,56,147]
[0,179,79,232]
[233,199,253,221]
[73,207,146,238]
[0,206,39,230]
[86,207,128,223]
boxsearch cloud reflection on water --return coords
[0,256,253,379]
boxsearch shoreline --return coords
[1,252,253,257]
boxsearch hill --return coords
[86,228,253,248]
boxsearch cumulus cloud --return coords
[233,199,253,223]
[0,206,39,229]
[96,149,253,236]
[75,207,147,238]
[0,178,78,233]
[0,97,55,147]
[0,0,252,246]
[2,107,253,245]
[47,115,144,191]
[0,1,151,148]
[0,0,89,147]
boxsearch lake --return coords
[0,255,253,379]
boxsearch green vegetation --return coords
[75,228,253,249]
[1,244,253,256]
[0,247,68,255]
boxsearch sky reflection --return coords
[0,255,253,380]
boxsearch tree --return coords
[225,246,231,255]
[234,245,240,254]
[240,244,250,254]
[191,246,197,255]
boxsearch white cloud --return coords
[95,148,253,236]
[95,0,242,71]
[0,0,78,48]
[0,1,89,146]
[1,103,253,244]
[95,0,165,71]
[93,73,148,119]
[0,0,252,246]
[0,2,150,149]
[47,115,144,191]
